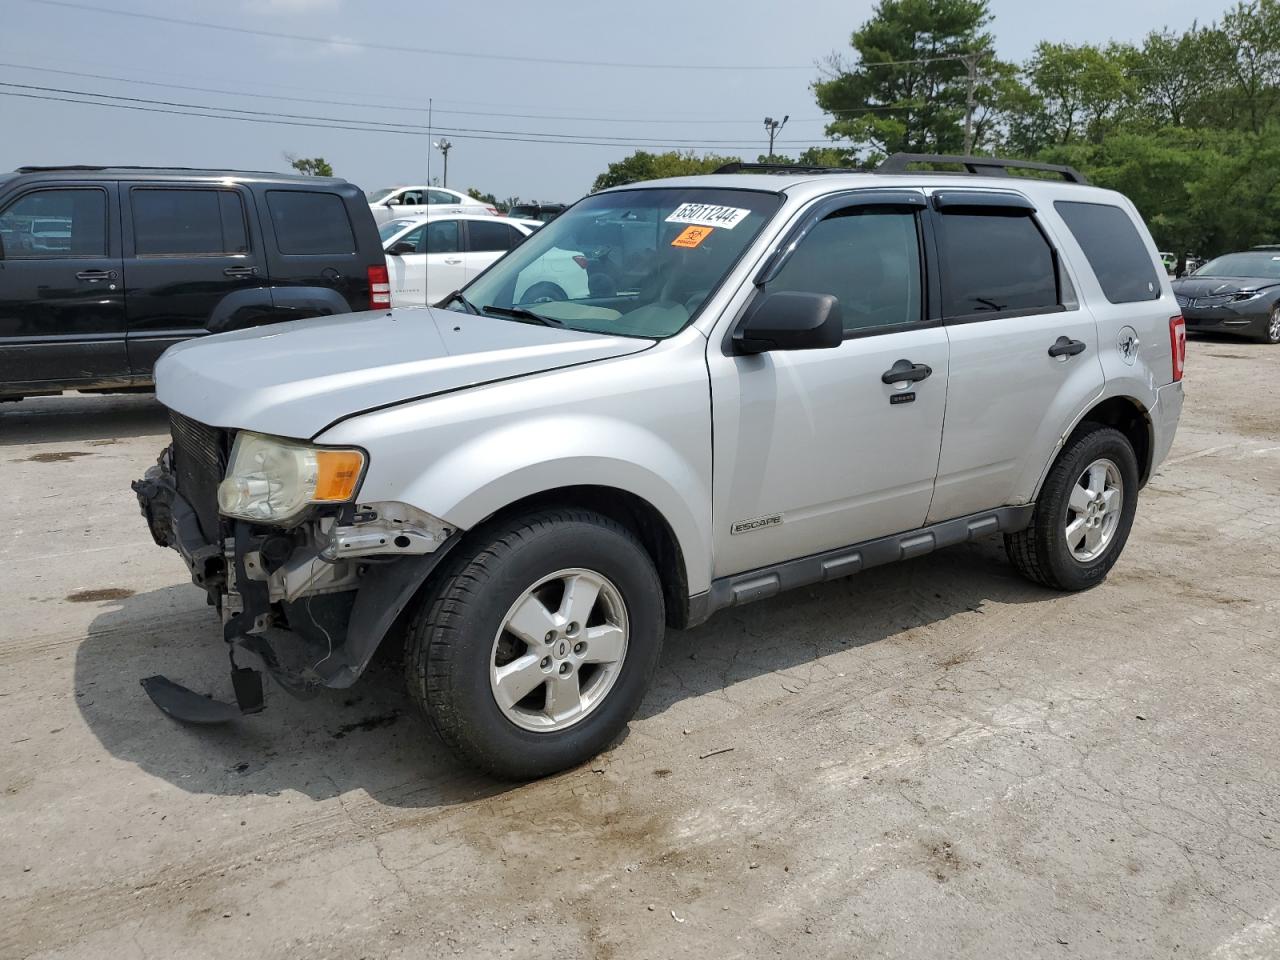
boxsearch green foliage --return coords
[466,188,513,212]
[284,154,333,177]
[590,151,738,192]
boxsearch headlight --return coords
[1230,290,1264,302]
[217,432,366,524]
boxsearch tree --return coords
[590,150,739,192]
[812,0,1002,160]
[284,154,333,177]
[1219,0,1280,132]
[467,188,510,212]
[1017,42,1136,149]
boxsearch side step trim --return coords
[705,505,1034,618]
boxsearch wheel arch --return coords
[1035,394,1154,498]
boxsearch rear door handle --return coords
[1048,336,1087,358]
[76,269,113,281]
[223,265,258,277]
[881,359,933,384]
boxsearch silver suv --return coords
[133,154,1185,778]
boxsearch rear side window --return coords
[131,188,248,256]
[423,220,460,254]
[266,190,356,255]
[1055,201,1160,303]
[467,219,520,252]
[937,212,1058,316]
[0,187,106,258]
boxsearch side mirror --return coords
[732,291,843,355]
[387,241,416,255]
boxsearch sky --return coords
[0,0,1243,203]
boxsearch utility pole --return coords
[763,115,788,161]
[961,54,981,156]
[433,138,452,187]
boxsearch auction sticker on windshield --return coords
[666,203,751,230]
[672,225,713,248]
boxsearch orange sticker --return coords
[672,224,713,248]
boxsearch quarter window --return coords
[767,208,923,333]
[1054,201,1160,304]
[131,188,248,256]
[467,220,519,252]
[266,191,356,255]
[937,211,1059,317]
[0,188,107,258]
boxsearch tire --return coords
[1004,425,1140,591]
[1257,305,1280,344]
[520,281,567,304]
[405,508,665,779]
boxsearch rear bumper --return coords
[1150,380,1184,474]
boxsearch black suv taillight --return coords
[369,263,391,310]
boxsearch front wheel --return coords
[1005,425,1140,591]
[405,509,665,779]
[1258,305,1280,344]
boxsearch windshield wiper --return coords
[438,290,480,314]
[480,304,563,327]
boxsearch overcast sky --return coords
[0,0,1241,202]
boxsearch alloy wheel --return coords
[1065,458,1124,562]
[1269,307,1280,343]
[489,568,629,733]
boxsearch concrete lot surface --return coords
[1,339,1278,960]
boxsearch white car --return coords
[366,185,497,224]
[381,213,588,308]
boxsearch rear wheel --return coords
[1005,425,1139,591]
[405,509,664,779]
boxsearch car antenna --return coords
[425,96,432,311]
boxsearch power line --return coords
[22,0,813,72]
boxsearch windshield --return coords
[378,218,419,243]
[455,187,780,338]
[1193,252,1280,280]
[367,188,396,203]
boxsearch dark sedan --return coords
[1172,249,1280,344]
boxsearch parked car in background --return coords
[0,165,388,401]
[507,201,567,223]
[381,213,587,307]
[367,185,498,224]
[133,155,1183,778]
[1172,248,1280,343]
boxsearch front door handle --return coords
[881,359,933,384]
[1048,336,1087,358]
[76,269,113,281]
[223,265,258,277]
[443,257,463,265]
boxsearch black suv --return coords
[0,166,388,401]
[507,202,566,223]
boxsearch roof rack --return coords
[711,161,857,176]
[876,153,1090,184]
[15,164,304,177]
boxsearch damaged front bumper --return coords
[131,448,460,723]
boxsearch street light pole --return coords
[433,138,452,187]
[763,115,789,161]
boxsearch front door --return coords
[121,183,269,376]
[708,193,949,578]
[462,218,524,285]
[387,219,466,307]
[924,195,1106,523]
[0,182,127,390]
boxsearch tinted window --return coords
[768,208,922,333]
[423,220,459,254]
[428,190,459,205]
[468,219,519,252]
[131,189,248,256]
[0,188,106,258]
[938,212,1058,316]
[1055,201,1159,303]
[266,191,356,255]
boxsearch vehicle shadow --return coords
[0,392,168,446]
[76,537,1049,808]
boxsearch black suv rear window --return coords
[937,211,1059,317]
[266,190,355,255]
[1054,201,1160,303]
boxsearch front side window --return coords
[131,188,248,256]
[266,190,356,255]
[937,211,1059,317]
[423,220,459,254]
[457,187,781,339]
[1054,201,1160,303]
[0,188,106,258]
[767,207,923,333]
[468,219,519,252]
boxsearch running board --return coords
[705,505,1035,616]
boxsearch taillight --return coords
[572,255,588,270]
[486,206,499,216]
[369,263,391,310]
[1169,315,1186,382]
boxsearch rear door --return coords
[121,182,269,376]
[462,218,523,284]
[0,181,127,390]
[926,190,1105,522]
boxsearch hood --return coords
[1172,275,1279,298]
[155,307,654,439]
